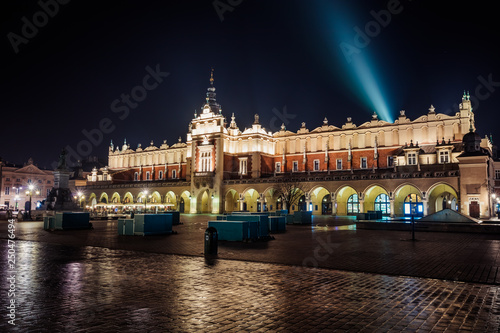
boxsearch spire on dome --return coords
[210,67,214,86]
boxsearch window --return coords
[374,194,391,214]
[200,151,212,172]
[27,179,32,184]
[172,169,177,179]
[146,171,150,180]
[407,153,417,165]
[5,187,10,195]
[496,170,500,180]
[134,172,139,181]
[47,180,51,184]
[313,160,320,171]
[158,171,163,180]
[347,194,359,213]
[239,158,248,175]
[293,161,298,172]
[387,156,394,167]
[16,178,20,182]
[275,162,281,173]
[38,179,42,183]
[360,157,367,169]
[6,178,10,182]
[336,159,342,170]
[439,150,449,164]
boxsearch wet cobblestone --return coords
[2,240,500,332]
[1,216,500,331]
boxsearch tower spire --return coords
[210,67,214,86]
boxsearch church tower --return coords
[187,69,225,213]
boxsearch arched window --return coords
[134,172,139,181]
[347,194,359,213]
[404,193,423,216]
[374,193,390,214]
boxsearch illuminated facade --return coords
[1,159,54,211]
[85,75,500,219]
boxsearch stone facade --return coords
[0,159,54,211]
[84,76,499,218]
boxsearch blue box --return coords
[118,219,134,235]
[269,216,286,233]
[134,214,173,236]
[226,215,266,238]
[208,221,249,241]
[293,211,312,224]
[43,216,55,230]
[54,212,91,230]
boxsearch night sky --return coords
[2,0,500,169]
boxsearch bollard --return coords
[204,227,218,256]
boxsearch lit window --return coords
[439,150,449,164]
[374,193,390,214]
[407,153,417,165]
[347,194,359,213]
[239,158,248,175]
[313,160,320,171]
[200,151,212,172]
[496,170,500,180]
[336,159,342,170]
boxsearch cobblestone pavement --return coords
[3,215,500,284]
[1,215,500,332]
[1,240,500,332]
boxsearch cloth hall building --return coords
[84,76,500,219]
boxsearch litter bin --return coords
[204,227,218,256]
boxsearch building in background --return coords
[84,75,500,219]
[1,158,54,211]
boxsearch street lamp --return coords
[25,184,39,220]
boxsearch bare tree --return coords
[275,179,310,211]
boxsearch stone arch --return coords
[263,186,279,212]
[99,192,108,204]
[427,182,459,214]
[165,191,177,210]
[363,184,390,215]
[224,189,239,213]
[196,188,211,214]
[110,192,121,204]
[309,185,330,215]
[150,191,161,204]
[88,193,97,207]
[334,185,358,215]
[394,183,424,216]
[123,192,134,204]
[179,190,190,213]
[242,187,259,212]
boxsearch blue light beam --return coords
[311,1,395,123]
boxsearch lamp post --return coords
[25,184,39,220]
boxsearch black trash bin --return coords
[204,227,218,256]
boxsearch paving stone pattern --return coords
[1,215,500,332]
